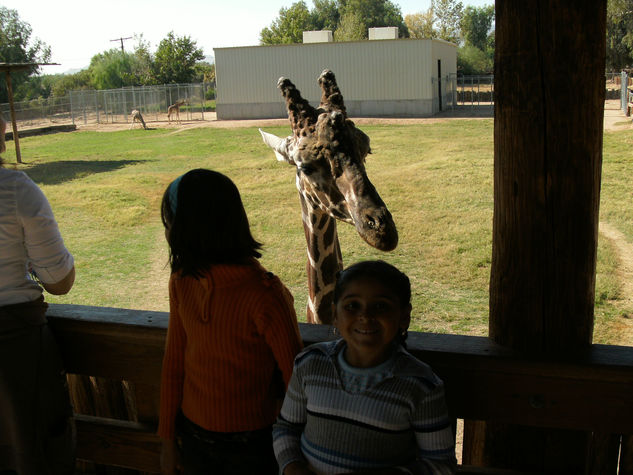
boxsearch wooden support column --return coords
[463,1,608,472]
[5,71,22,163]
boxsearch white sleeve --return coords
[16,174,74,284]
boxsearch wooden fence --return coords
[46,303,633,474]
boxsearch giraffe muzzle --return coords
[357,209,398,251]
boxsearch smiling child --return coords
[273,260,457,475]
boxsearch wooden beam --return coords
[5,71,21,163]
[46,304,633,434]
[74,415,161,472]
[477,1,609,471]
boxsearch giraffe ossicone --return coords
[260,69,398,325]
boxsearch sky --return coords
[3,0,493,75]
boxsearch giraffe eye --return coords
[299,165,316,176]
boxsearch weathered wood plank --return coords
[46,304,633,434]
[74,415,161,473]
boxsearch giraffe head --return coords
[260,69,398,251]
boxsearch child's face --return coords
[333,277,411,368]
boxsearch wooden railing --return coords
[46,304,633,474]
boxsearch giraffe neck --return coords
[300,195,343,325]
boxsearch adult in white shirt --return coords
[0,129,77,475]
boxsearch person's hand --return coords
[160,439,182,475]
[284,461,316,475]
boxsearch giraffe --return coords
[130,109,147,130]
[260,69,398,324]
[167,99,186,123]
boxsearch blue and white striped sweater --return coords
[273,340,457,474]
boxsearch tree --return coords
[0,6,51,102]
[335,10,367,41]
[606,0,633,69]
[310,0,339,30]
[433,0,463,43]
[457,44,493,74]
[130,34,156,86]
[89,49,136,89]
[260,0,409,44]
[193,61,215,83]
[405,9,436,39]
[260,2,313,45]
[461,5,494,51]
[338,0,409,37]
[153,32,205,84]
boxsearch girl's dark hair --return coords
[161,168,262,277]
[333,260,411,307]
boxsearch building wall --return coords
[432,39,459,111]
[214,39,456,120]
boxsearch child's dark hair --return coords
[333,260,411,307]
[161,169,262,277]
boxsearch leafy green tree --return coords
[405,9,436,39]
[49,70,92,97]
[433,0,463,43]
[458,44,493,74]
[0,6,51,102]
[89,49,136,89]
[338,0,409,37]
[130,34,156,85]
[461,5,494,51]
[193,61,215,83]
[310,0,339,30]
[260,0,408,44]
[15,75,50,100]
[260,2,313,44]
[335,10,367,41]
[606,0,633,69]
[153,31,205,84]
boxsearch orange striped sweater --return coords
[157,259,303,439]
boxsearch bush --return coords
[458,45,493,75]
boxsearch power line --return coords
[110,36,133,53]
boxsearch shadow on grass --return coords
[25,159,146,185]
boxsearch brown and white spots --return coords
[167,99,186,123]
[260,69,398,324]
[130,109,147,130]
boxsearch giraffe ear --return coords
[259,129,294,164]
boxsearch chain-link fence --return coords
[0,82,216,129]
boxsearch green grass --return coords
[3,120,632,343]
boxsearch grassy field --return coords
[3,119,632,344]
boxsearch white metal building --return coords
[213,37,457,120]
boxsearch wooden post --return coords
[464,1,608,472]
[5,71,22,164]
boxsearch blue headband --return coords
[168,175,183,215]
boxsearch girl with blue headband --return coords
[158,169,303,474]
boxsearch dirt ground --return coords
[71,99,631,132]
[74,106,497,132]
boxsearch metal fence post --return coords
[622,71,629,113]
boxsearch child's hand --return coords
[284,461,316,475]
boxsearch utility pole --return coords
[110,36,133,53]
